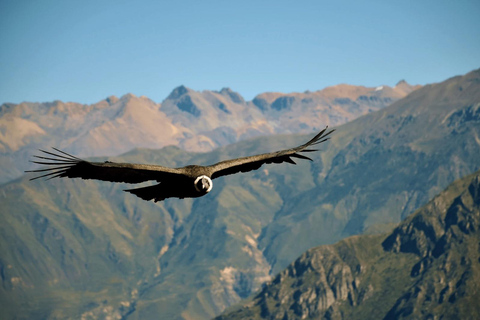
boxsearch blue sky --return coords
[1,0,479,104]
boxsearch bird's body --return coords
[125,167,213,202]
[27,127,334,202]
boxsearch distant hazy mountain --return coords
[252,80,418,134]
[0,81,418,184]
[257,68,480,275]
[0,70,478,319]
[216,169,480,320]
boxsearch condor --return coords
[28,127,334,202]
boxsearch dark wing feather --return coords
[124,177,194,202]
[209,126,334,179]
[26,148,186,184]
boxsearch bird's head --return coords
[194,175,213,194]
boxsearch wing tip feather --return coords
[27,147,81,181]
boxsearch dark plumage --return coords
[27,127,334,202]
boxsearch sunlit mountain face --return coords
[1,81,419,184]
[1,69,479,319]
[217,169,480,320]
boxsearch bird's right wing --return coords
[208,127,334,179]
[26,148,186,184]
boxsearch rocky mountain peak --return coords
[119,93,137,102]
[105,95,119,105]
[166,85,190,100]
[2,69,480,319]
[382,172,480,258]
[219,87,245,104]
[217,171,480,320]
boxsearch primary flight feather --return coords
[27,127,334,202]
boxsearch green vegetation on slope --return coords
[217,170,480,319]
[0,69,479,319]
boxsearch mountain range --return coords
[0,69,479,319]
[0,81,418,184]
[217,169,480,319]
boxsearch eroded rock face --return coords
[2,80,418,184]
[3,70,480,320]
[383,175,480,319]
[222,240,373,320]
[383,174,480,260]
[216,172,480,320]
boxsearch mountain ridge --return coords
[1,70,479,319]
[257,68,480,274]
[0,81,419,184]
[217,169,480,319]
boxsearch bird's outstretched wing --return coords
[208,126,334,179]
[26,148,186,184]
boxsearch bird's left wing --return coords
[208,127,334,179]
[26,148,186,184]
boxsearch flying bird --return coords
[27,127,334,202]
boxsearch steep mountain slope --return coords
[0,144,284,320]
[252,80,419,134]
[259,68,480,274]
[0,95,191,183]
[0,70,478,319]
[159,86,273,151]
[0,82,417,184]
[217,170,480,320]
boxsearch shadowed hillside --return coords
[0,82,418,184]
[217,169,480,319]
[259,68,480,274]
[0,70,478,319]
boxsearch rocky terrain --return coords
[0,69,479,319]
[217,170,480,319]
[0,81,419,184]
